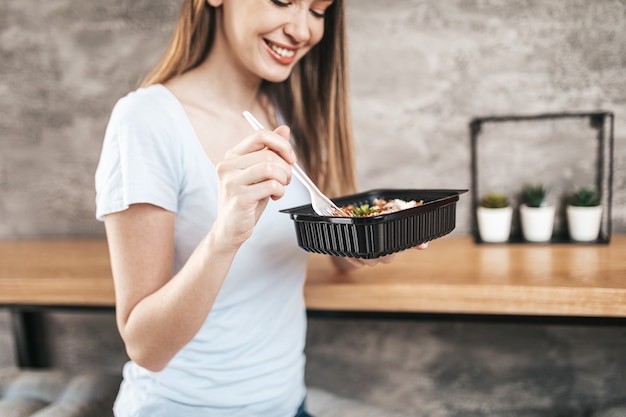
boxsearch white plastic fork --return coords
[242,111,348,217]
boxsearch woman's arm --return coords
[105,203,237,372]
[106,127,296,372]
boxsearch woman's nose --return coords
[283,10,311,43]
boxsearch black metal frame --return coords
[307,310,626,326]
[7,305,114,368]
[470,111,614,244]
[5,303,624,369]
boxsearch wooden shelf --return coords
[306,235,626,317]
[1,236,625,317]
[0,239,115,307]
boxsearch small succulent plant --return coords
[569,187,601,207]
[520,183,547,208]
[479,192,510,209]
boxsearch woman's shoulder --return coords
[113,84,172,113]
[105,84,188,157]
[111,84,180,127]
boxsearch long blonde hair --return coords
[141,0,356,197]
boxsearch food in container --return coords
[339,198,424,217]
[280,189,467,259]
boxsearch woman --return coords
[96,0,408,415]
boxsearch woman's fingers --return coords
[339,253,397,269]
[218,149,292,197]
[224,149,291,181]
[225,127,295,165]
[273,125,291,142]
[363,253,396,266]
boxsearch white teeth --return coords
[269,43,295,58]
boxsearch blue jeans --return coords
[295,400,314,417]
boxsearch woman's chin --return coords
[256,62,297,83]
[262,71,292,83]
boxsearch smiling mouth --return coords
[265,40,296,59]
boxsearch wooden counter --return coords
[0,239,115,307]
[1,236,626,317]
[306,235,626,318]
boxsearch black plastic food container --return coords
[280,189,468,259]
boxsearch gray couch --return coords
[0,368,120,417]
[0,368,414,417]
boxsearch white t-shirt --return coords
[95,84,311,417]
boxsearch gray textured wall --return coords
[1,1,625,414]
[1,0,625,237]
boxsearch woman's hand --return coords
[213,125,296,249]
[331,242,429,272]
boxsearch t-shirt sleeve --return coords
[95,92,181,221]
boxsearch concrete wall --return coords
[1,0,624,237]
[1,1,625,414]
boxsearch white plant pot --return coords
[567,205,603,242]
[520,204,555,243]
[477,206,513,243]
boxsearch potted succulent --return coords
[519,183,555,242]
[477,192,512,243]
[566,187,602,242]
